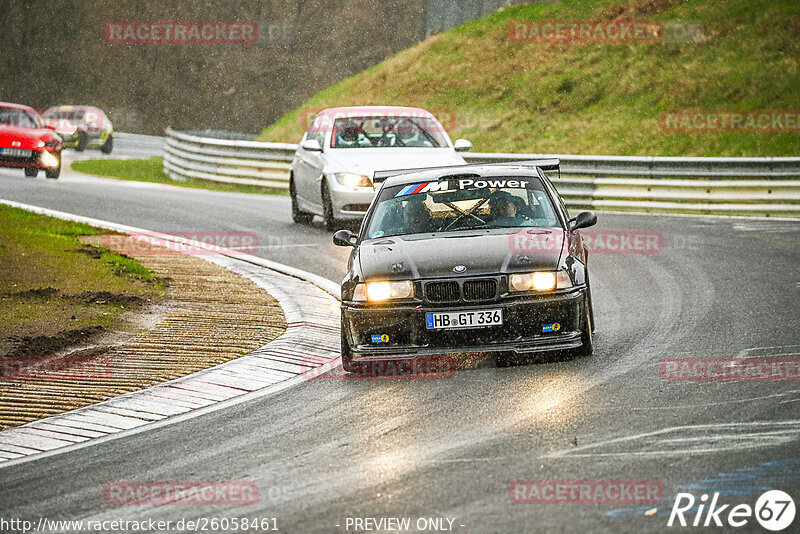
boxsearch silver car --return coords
[290,106,471,230]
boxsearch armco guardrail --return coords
[163,128,295,188]
[467,152,800,217]
[163,128,800,217]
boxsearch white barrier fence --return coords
[163,128,800,217]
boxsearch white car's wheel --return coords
[322,182,339,231]
[290,176,313,224]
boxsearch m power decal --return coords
[395,179,532,197]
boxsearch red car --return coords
[0,102,62,179]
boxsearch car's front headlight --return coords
[509,271,572,292]
[40,150,59,168]
[334,172,372,189]
[353,280,414,302]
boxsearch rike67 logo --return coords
[668,490,795,531]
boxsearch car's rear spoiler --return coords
[372,159,561,183]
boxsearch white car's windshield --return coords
[43,109,85,122]
[330,116,447,149]
[365,176,560,238]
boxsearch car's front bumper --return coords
[329,183,376,220]
[342,288,587,361]
[57,131,79,147]
[0,149,57,169]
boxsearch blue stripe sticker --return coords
[395,184,420,197]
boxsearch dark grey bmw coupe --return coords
[333,160,597,371]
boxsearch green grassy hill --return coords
[259,0,799,156]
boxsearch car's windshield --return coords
[43,109,85,122]
[330,115,447,149]
[365,175,560,238]
[0,106,40,128]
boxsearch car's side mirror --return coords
[569,211,598,231]
[333,229,358,247]
[45,124,56,131]
[300,138,323,152]
[453,139,472,152]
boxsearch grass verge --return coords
[0,204,163,356]
[71,157,288,196]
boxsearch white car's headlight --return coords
[353,281,414,302]
[509,271,572,292]
[335,172,372,189]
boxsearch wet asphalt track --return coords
[0,139,799,533]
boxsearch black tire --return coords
[321,182,338,231]
[575,295,594,357]
[340,319,356,373]
[100,134,113,154]
[45,162,61,179]
[586,272,596,333]
[290,176,313,224]
[76,132,88,152]
[24,167,38,178]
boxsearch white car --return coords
[290,106,471,230]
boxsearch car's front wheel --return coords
[76,132,87,152]
[586,272,595,333]
[290,175,313,224]
[575,295,594,357]
[321,181,339,231]
[24,167,38,178]
[45,162,61,180]
[100,134,113,154]
[340,321,356,373]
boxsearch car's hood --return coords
[357,228,566,281]
[0,125,54,149]
[324,148,466,177]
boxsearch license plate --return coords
[0,148,32,158]
[426,309,503,330]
